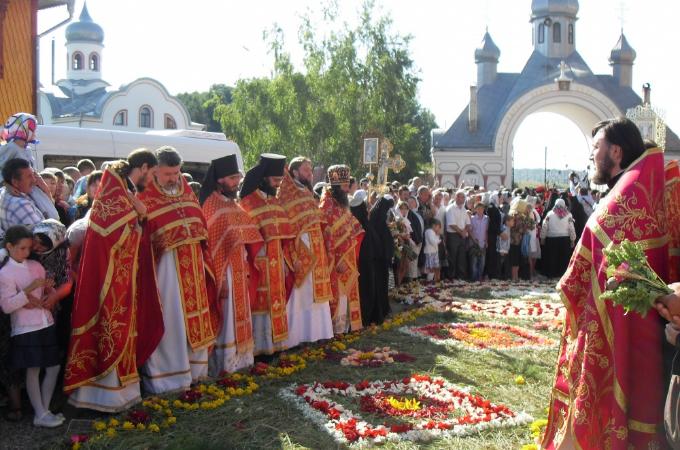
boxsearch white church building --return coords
[38,3,203,131]
[431,0,680,190]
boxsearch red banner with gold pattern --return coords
[138,178,220,350]
[64,169,163,392]
[240,190,295,343]
[542,148,668,450]
[203,192,263,354]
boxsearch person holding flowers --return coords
[542,118,669,449]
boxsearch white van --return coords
[32,125,243,181]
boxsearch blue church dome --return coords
[65,3,104,44]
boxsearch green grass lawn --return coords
[41,283,560,450]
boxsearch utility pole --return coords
[544,146,547,187]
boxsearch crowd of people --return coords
[0,113,607,426]
[341,169,601,289]
[2,110,680,449]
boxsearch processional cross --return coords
[377,139,405,186]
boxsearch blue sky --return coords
[37,0,680,170]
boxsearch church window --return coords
[553,22,561,43]
[538,24,545,44]
[164,114,177,129]
[113,110,127,126]
[568,24,574,44]
[72,52,83,70]
[89,53,99,71]
[139,106,153,128]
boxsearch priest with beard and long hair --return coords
[239,154,295,355]
[200,155,263,374]
[542,118,669,449]
[277,157,334,347]
[319,165,364,334]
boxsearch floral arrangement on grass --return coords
[249,353,307,378]
[400,322,557,352]
[394,279,558,306]
[280,374,532,446]
[339,346,416,367]
[69,307,434,448]
[73,373,259,448]
[439,299,565,320]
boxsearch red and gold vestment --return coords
[203,191,263,354]
[278,173,332,302]
[319,190,364,331]
[543,148,669,450]
[65,169,163,392]
[240,189,295,343]
[138,178,220,350]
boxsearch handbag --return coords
[665,349,680,449]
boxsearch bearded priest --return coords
[278,157,334,347]
[239,153,295,355]
[137,146,220,394]
[200,155,263,374]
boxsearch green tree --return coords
[215,0,437,180]
[176,84,233,132]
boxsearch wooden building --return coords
[0,0,72,121]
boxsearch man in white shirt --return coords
[444,190,471,279]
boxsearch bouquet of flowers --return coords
[601,239,672,316]
[389,217,417,261]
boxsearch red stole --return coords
[278,173,333,302]
[138,178,220,350]
[240,189,295,343]
[64,169,163,392]
[665,160,680,282]
[542,148,669,449]
[203,191,263,354]
[319,190,364,331]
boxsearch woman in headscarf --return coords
[31,219,74,358]
[540,198,576,278]
[0,113,59,220]
[485,191,502,279]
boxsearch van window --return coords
[42,155,209,182]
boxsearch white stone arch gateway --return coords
[496,83,622,186]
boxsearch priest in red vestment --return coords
[137,146,220,394]
[239,153,295,355]
[200,154,264,374]
[319,165,364,334]
[542,118,669,449]
[278,157,334,347]
[65,150,162,412]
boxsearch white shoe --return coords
[54,412,65,422]
[33,412,63,428]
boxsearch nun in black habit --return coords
[351,193,394,326]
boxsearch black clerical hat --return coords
[199,154,241,205]
[261,153,286,177]
[240,153,287,198]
